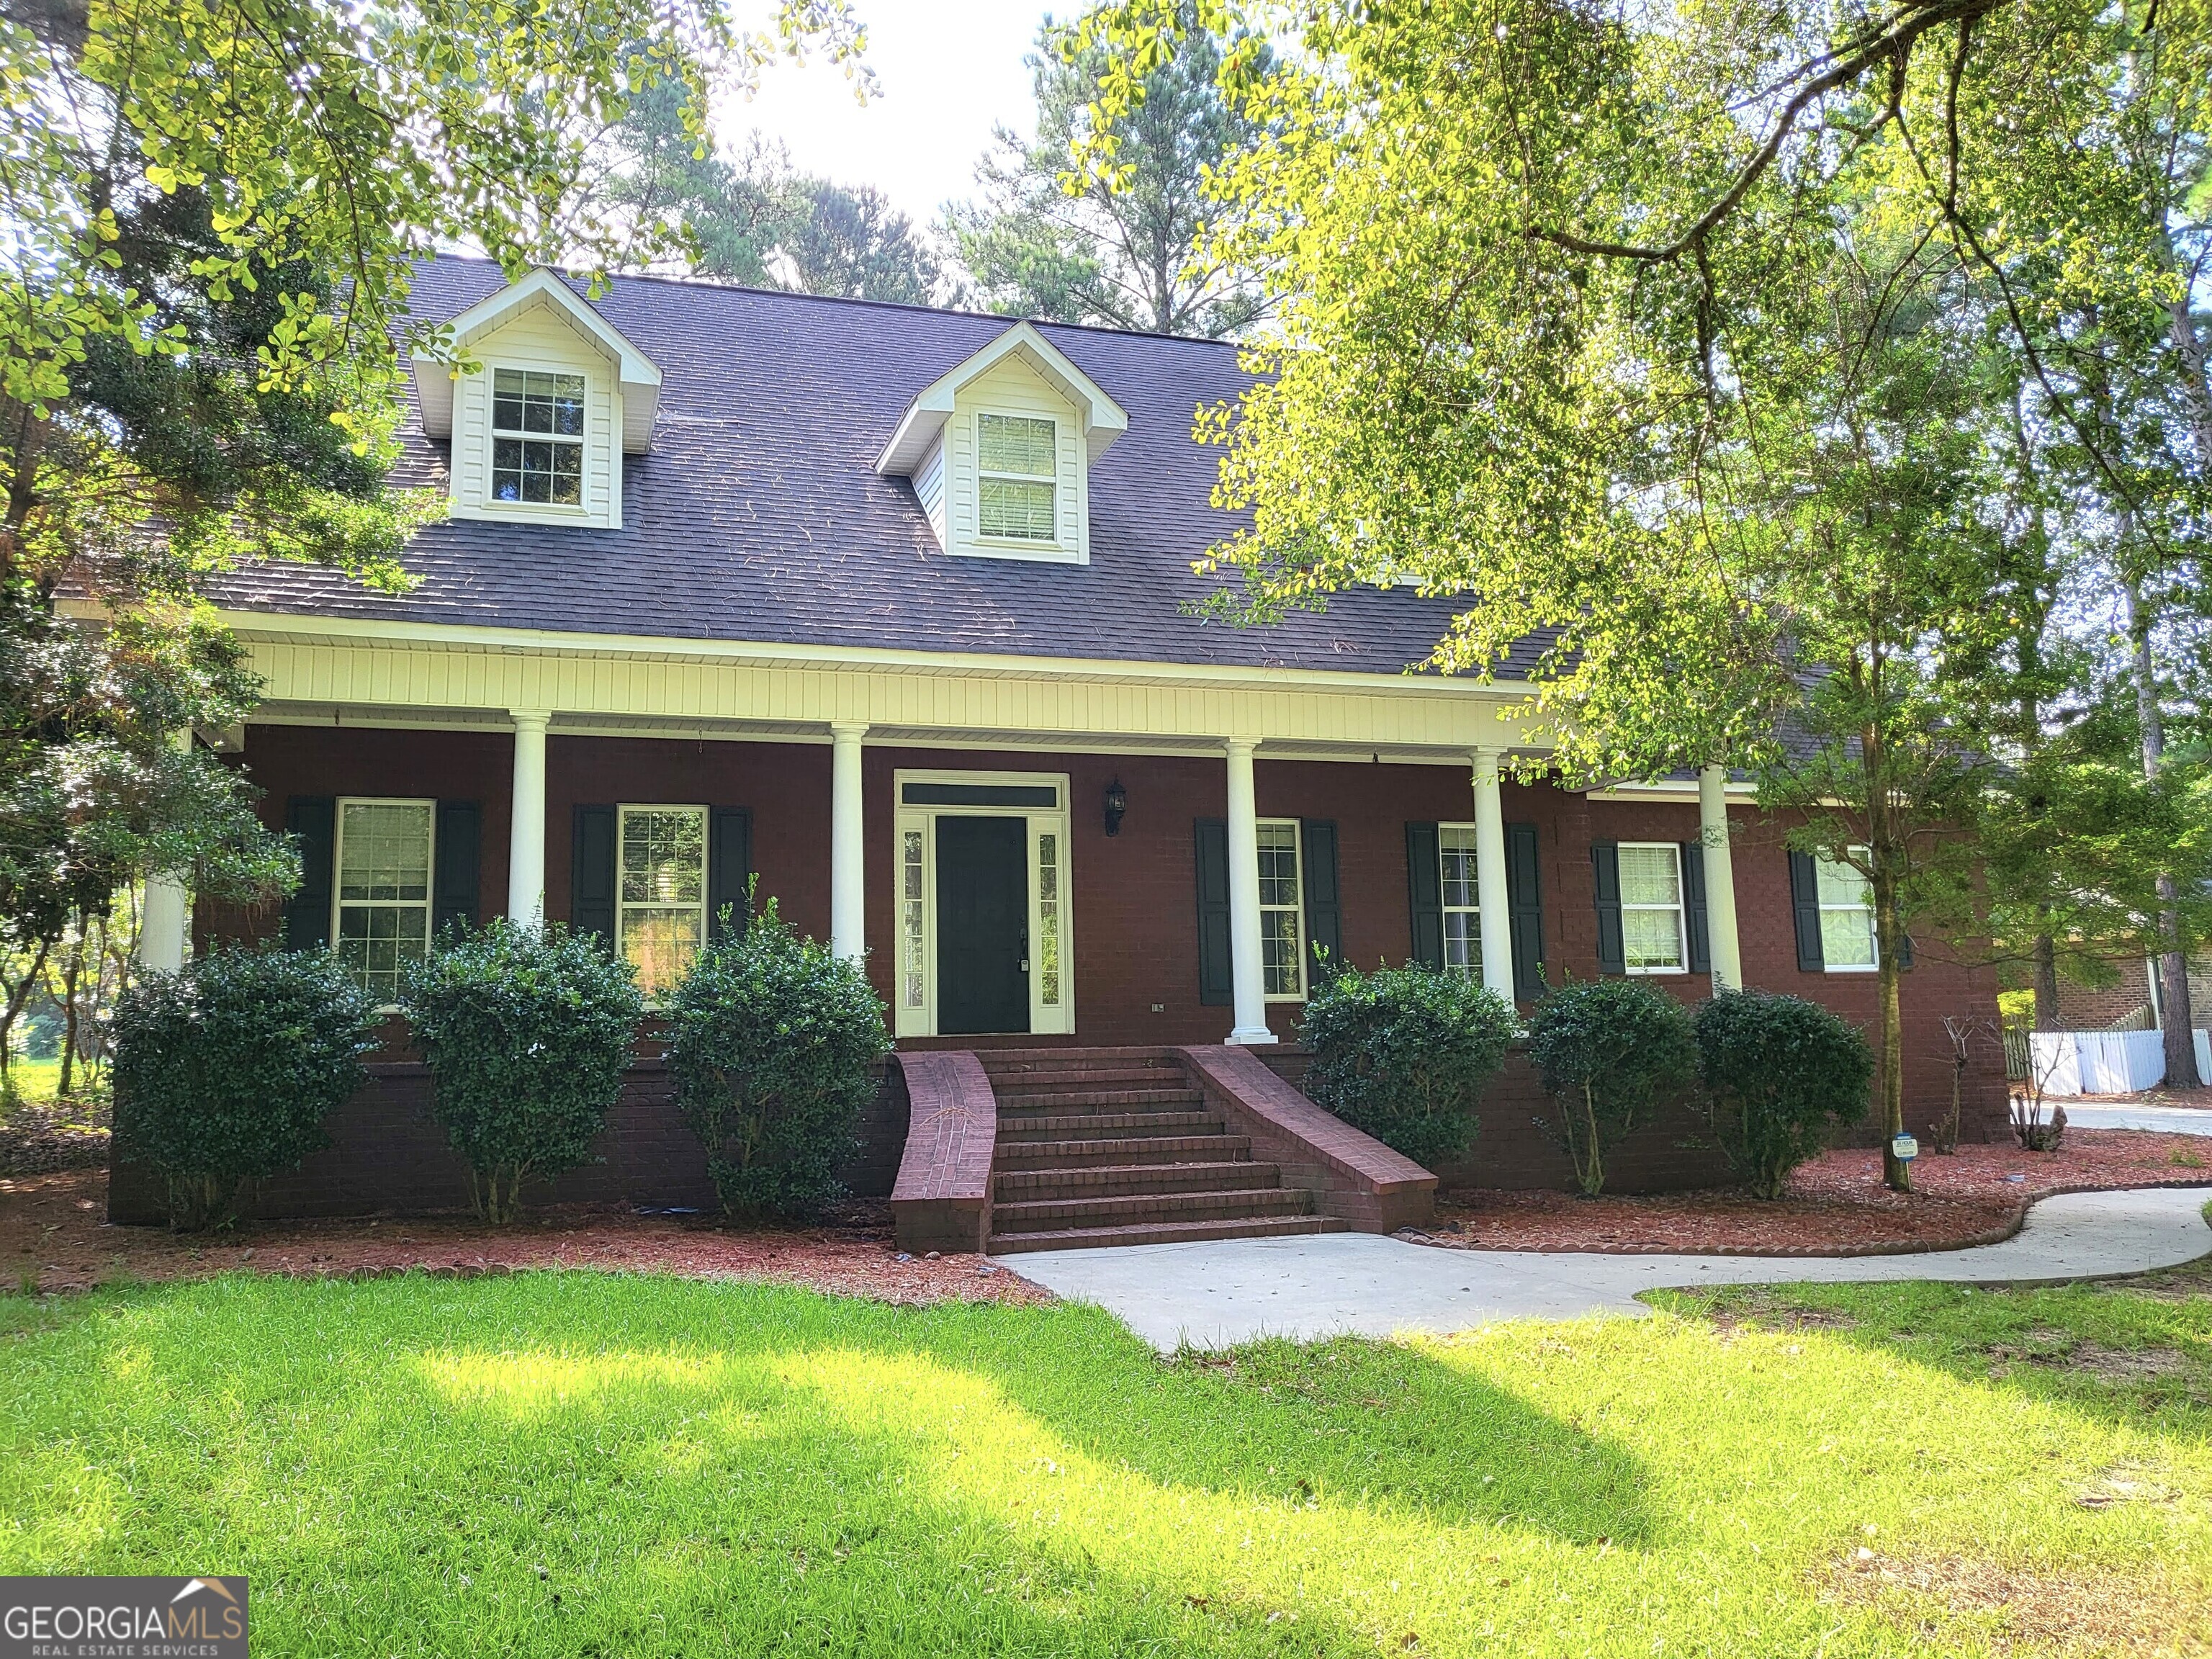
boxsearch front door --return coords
[935,815,1030,1035]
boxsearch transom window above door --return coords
[1258,820,1305,999]
[977,413,1057,541]
[618,805,706,996]
[333,798,434,1004]
[491,368,585,505]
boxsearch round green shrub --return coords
[401,920,644,1222]
[1299,962,1516,1166]
[1525,976,1697,1196]
[665,897,890,1220]
[112,946,378,1230]
[1693,990,1873,1198]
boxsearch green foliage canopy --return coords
[1299,961,1515,1167]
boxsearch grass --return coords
[1,1056,62,1106]
[1,1264,2208,1657]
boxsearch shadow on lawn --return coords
[1,1272,1665,1655]
[1650,1252,2212,1442]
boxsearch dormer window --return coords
[492,369,585,506]
[978,413,1058,541]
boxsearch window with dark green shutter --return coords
[433,801,481,937]
[1505,822,1545,1000]
[1591,841,1626,974]
[282,796,336,950]
[572,804,617,948]
[1405,822,1443,969]
[1300,819,1341,977]
[1194,819,1232,1005]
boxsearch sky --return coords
[720,2,1059,230]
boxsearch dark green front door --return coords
[936,816,1029,1035]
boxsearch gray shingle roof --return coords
[219,257,1540,680]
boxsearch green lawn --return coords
[1,1259,2208,1656]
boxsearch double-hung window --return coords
[1816,848,1879,970]
[1258,819,1305,999]
[333,799,435,1004]
[491,368,585,506]
[1439,825,1482,975]
[618,805,706,997]
[1618,842,1686,973]
[977,413,1057,541]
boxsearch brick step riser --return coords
[977,1053,1180,1078]
[994,1192,1315,1232]
[993,1162,1282,1200]
[994,1136,1250,1169]
[985,1074,1190,1094]
[997,1112,1220,1141]
[986,1215,1348,1254]
[997,1092,1202,1113]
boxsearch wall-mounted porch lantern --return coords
[1102,778,1128,837]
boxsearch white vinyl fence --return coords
[2028,1028,2212,1097]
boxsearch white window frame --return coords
[1815,846,1880,974]
[486,362,588,514]
[1257,818,1306,1002]
[975,411,1059,547]
[1618,840,1688,976]
[330,796,436,1009]
[1437,822,1483,976]
[890,769,1075,1039]
[616,804,709,997]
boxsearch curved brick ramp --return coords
[1011,1184,2212,1351]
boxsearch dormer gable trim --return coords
[410,266,662,454]
[876,320,1128,477]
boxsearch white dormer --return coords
[410,267,662,531]
[876,321,1128,565]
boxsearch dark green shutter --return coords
[1506,822,1545,1000]
[1789,850,1825,972]
[1195,818,1232,1006]
[709,807,752,940]
[1894,926,1914,971]
[283,796,336,949]
[433,801,481,938]
[1680,840,1711,974]
[1591,841,1625,974]
[1406,822,1443,968]
[572,804,617,948]
[1300,819,1341,980]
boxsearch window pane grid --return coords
[901,829,927,1010]
[1617,842,1685,972]
[1258,822,1303,997]
[1817,848,1879,968]
[1439,825,1481,976]
[334,800,433,1003]
[491,368,584,506]
[618,807,706,997]
[978,413,1056,541]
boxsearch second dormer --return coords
[410,267,662,531]
[876,321,1128,565]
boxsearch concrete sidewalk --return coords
[1010,1184,2212,1350]
[2066,1102,2212,1135]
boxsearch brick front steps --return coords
[888,1045,1439,1254]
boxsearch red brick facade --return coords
[173,723,2008,1214]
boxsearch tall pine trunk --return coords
[2126,582,2200,1088]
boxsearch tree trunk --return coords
[2031,932,2060,1029]
[58,937,81,1098]
[2126,581,2200,1087]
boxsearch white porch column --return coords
[1699,763,1745,991]
[136,727,190,974]
[507,710,550,926]
[1223,737,1274,1045]
[137,876,188,974]
[830,722,868,963]
[1469,747,1516,1000]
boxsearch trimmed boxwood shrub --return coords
[112,947,378,1230]
[1693,990,1873,1197]
[666,898,889,1220]
[1526,976,1697,1196]
[1299,962,1516,1166]
[402,920,644,1222]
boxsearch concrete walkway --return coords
[2066,1102,2212,1135]
[1010,1184,2212,1351]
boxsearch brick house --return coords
[122,260,2009,1245]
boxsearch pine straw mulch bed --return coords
[0,1166,1051,1306]
[0,1097,112,1177]
[1411,1130,2212,1257]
